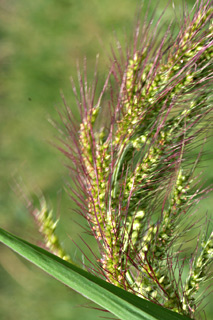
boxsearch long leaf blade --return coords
[0,228,190,320]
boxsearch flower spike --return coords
[57,1,212,318]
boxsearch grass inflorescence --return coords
[32,1,212,319]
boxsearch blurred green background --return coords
[0,0,212,319]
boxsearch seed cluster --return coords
[182,232,213,314]
[35,200,71,262]
[52,1,213,319]
[74,3,213,317]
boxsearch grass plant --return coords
[0,0,212,319]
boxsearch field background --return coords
[0,1,212,319]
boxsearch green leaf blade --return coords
[0,228,190,320]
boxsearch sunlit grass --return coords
[0,0,211,319]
